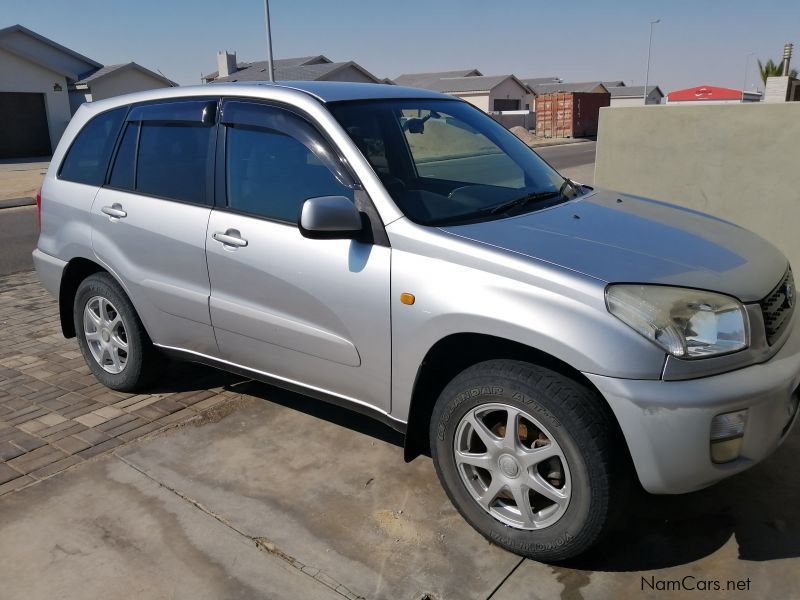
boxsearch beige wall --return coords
[0,47,72,150]
[89,68,172,101]
[594,103,800,268]
[454,92,490,112]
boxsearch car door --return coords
[91,98,219,356]
[206,99,392,412]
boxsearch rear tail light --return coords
[36,188,42,231]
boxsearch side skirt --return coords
[156,344,407,434]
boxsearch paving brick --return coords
[75,412,107,427]
[130,405,167,422]
[0,463,23,485]
[0,475,35,496]
[7,445,69,474]
[74,428,111,446]
[151,398,184,415]
[191,395,227,412]
[93,406,125,420]
[104,417,148,438]
[30,454,82,479]
[41,422,87,442]
[117,421,163,442]
[124,396,162,411]
[61,402,103,419]
[0,442,24,461]
[37,419,80,438]
[17,419,47,434]
[77,438,123,459]
[96,413,137,432]
[37,412,68,427]
[52,435,92,454]
[155,408,198,426]
[9,434,47,452]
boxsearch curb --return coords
[530,138,596,149]
[0,197,35,210]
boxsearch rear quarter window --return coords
[59,107,127,185]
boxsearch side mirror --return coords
[299,196,363,240]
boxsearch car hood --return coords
[440,189,787,302]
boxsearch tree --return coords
[757,58,798,86]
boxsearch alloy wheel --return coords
[83,295,129,374]
[453,402,571,529]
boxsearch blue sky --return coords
[4,0,799,92]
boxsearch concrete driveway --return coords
[1,277,799,599]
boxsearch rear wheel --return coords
[430,359,627,561]
[73,273,159,392]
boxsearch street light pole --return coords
[264,0,275,82]
[742,52,754,101]
[644,19,660,104]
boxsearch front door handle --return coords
[212,229,248,248]
[101,203,127,219]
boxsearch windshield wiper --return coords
[485,190,560,216]
[484,178,582,217]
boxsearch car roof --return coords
[247,80,452,102]
[77,80,457,119]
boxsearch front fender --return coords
[387,226,666,421]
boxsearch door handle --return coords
[101,204,127,219]
[212,229,248,248]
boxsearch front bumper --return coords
[587,316,800,494]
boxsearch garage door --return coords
[492,98,520,111]
[0,92,52,159]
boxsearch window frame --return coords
[102,97,220,208]
[56,106,128,186]
[214,97,365,227]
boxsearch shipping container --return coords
[534,91,609,138]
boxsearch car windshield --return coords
[328,98,567,226]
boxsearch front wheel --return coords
[430,359,627,561]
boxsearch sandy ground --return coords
[0,160,48,201]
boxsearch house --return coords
[204,53,381,83]
[391,70,533,112]
[393,69,483,87]
[520,76,561,87]
[667,85,762,104]
[0,24,175,158]
[605,85,664,106]
[69,63,175,112]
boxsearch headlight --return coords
[606,285,749,358]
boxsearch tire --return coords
[73,272,160,392]
[430,359,627,561]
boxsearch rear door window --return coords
[59,107,126,185]
[107,99,216,204]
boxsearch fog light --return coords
[711,437,744,463]
[710,410,747,464]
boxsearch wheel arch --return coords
[58,257,112,338]
[402,332,625,463]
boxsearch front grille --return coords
[760,269,795,345]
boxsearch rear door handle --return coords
[212,229,248,248]
[101,204,127,219]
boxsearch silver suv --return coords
[34,82,799,560]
